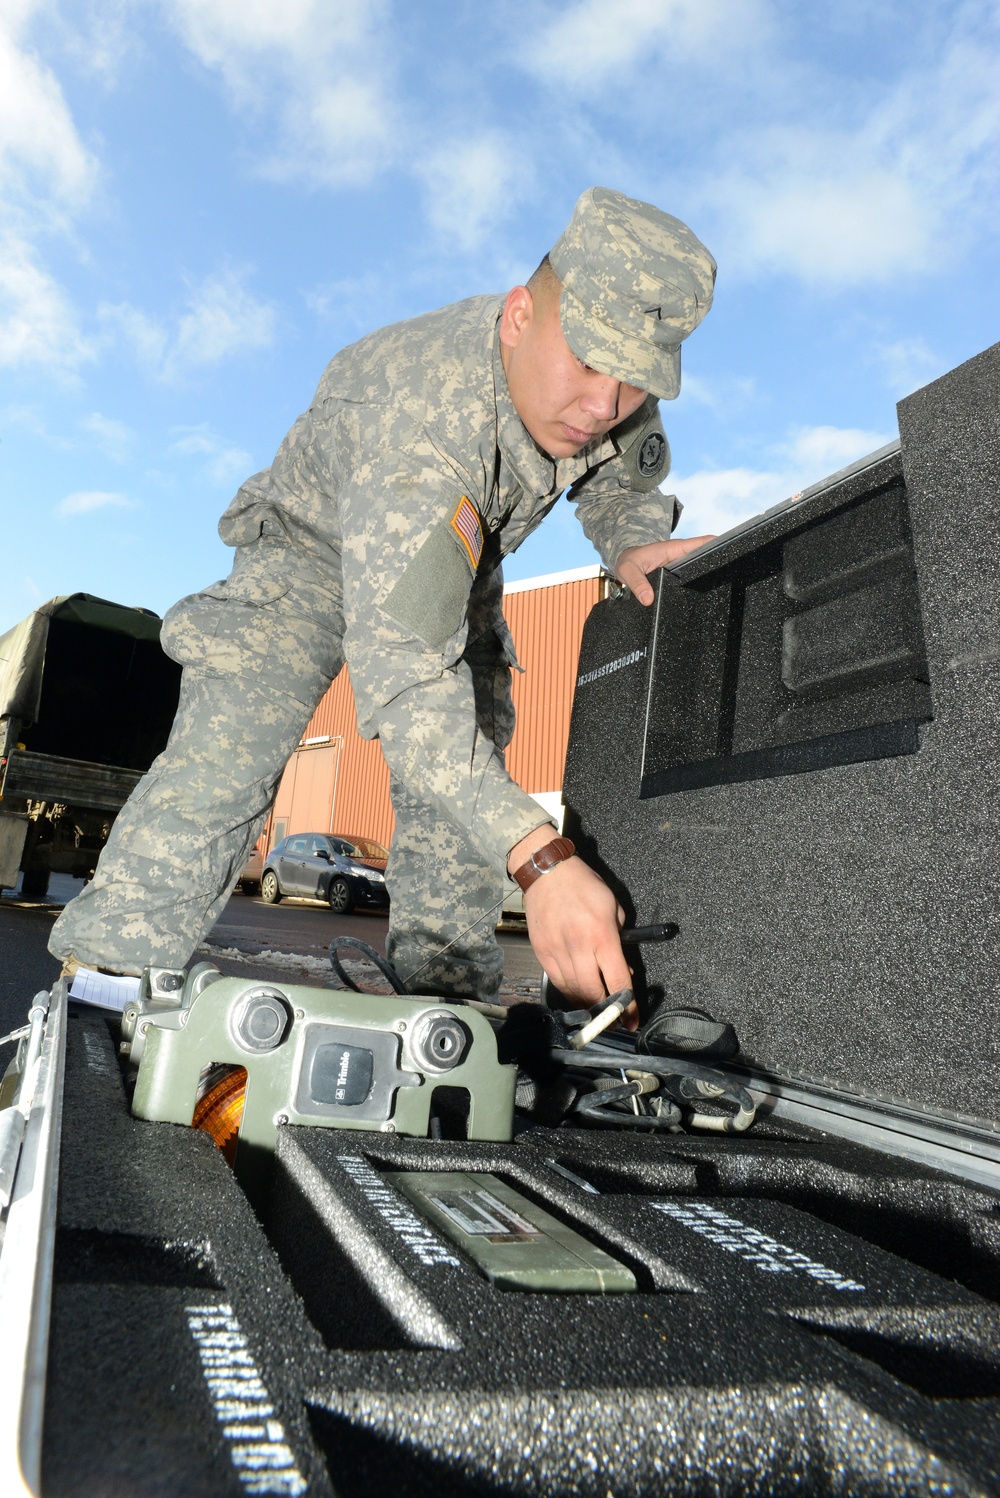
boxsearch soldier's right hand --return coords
[522,857,639,1029]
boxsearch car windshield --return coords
[341,837,389,861]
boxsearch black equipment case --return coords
[33,343,1000,1495]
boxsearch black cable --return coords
[572,1090,682,1128]
[580,1079,640,1107]
[554,1048,757,1133]
[328,936,409,995]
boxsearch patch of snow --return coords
[198,943,372,977]
[197,942,541,999]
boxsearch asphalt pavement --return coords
[207,887,543,992]
[0,892,66,1038]
[0,875,544,1049]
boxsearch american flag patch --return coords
[449,496,483,570]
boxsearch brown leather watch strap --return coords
[512,836,576,893]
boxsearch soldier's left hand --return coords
[616,536,714,606]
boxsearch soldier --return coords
[49,186,716,1020]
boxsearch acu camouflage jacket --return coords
[217,295,678,877]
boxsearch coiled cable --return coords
[328,936,409,995]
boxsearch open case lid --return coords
[563,338,1000,1141]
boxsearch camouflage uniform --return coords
[50,190,716,997]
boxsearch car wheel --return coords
[328,877,354,915]
[260,870,282,904]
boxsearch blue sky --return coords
[2,0,999,634]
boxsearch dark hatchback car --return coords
[260,833,390,914]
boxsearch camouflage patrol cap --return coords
[549,187,716,401]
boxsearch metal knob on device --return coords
[409,1011,468,1073]
[231,988,292,1054]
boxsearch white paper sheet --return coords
[68,969,141,1012]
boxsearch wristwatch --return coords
[511,836,576,893]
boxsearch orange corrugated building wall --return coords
[503,570,605,799]
[264,566,606,850]
[271,667,397,849]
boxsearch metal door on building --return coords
[268,738,342,849]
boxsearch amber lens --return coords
[192,1065,248,1166]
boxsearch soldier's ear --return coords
[499,285,533,348]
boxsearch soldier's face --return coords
[499,283,648,459]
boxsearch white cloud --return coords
[98,300,168,367]
[56,489,135,517]
[702,15,1000,287]
[101,268,275,379]
[672,466,789,541]
[277,75,394,187]
[672,423,892,540]
[870,336,943,397]
[0,9,95,215]
[80,411,134,462]
[2,401,63,441]
[162,0,396,187]
[515,1,1000,291]
[419,134,525,253]
[306,272,384,326]
[163,0,381,87]
[170,269,275,372]
[4,404,135,461]
[0,233,93,368]
[0,8,96,369]
[520,0,772,87]
[678,371,757,411]
[60,0,139,84]
[711,145,932,284]
[783,424,891,472]
[0,8,98,371]
[169,423,251,486]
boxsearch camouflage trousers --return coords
[48,536,510,999]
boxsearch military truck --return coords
[0,594,181,898]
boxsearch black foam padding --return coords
[43,1023,1000,1492]
[562,340,1000,1123]
[640,459,932,796]
[43,1009,334,1497]
[277,1128,1000,1496]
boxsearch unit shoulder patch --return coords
[637,431,667,478]
[620,421,671,492]
[450,496,484,571]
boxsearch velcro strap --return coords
[637,1004,739,1060]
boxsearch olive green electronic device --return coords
[124,965,516,1200]
[389,1171,637,1292]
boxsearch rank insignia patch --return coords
[450,496,483,570]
